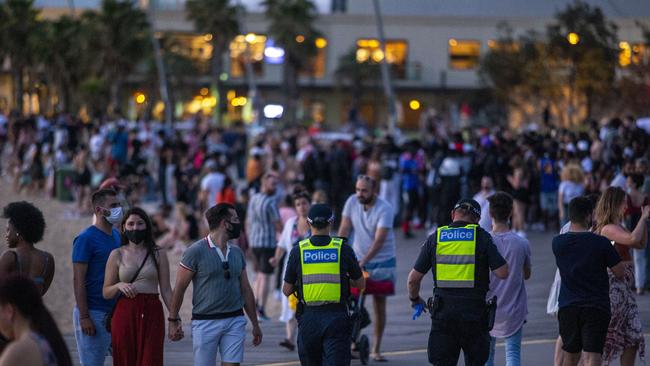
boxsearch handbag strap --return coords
[128,251,151,284]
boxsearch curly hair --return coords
[2,201,46,244]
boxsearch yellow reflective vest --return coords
[435,224,477,288]
[299,237,343,305]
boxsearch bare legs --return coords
[372,295,387,359]
[620,346,638,366]
[254,273,271,314]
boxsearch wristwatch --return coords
[409,296,420,302]
[167,317,181,322]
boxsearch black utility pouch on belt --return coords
[486,296,497,331]
[426,295,442,316]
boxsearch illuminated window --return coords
[230,34,267,78]
[449,39,481,70]
[166,33,213,73]
[356,39,408,78]
[301,38,328,78]
[401,99,422,130]
[619,41,649,67]
[487,39,519,52]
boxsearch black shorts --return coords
[558,306,610,354]
[252,247,276,274]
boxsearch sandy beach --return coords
[0,182,196,334]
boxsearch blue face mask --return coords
[103,206,123,225]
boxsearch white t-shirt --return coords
[558,181,584,204]
[89,134,104,161]
[342,195,396,263]
[200,172,225,205]
[473,190,495,232]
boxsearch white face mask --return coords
[104,207,123,225]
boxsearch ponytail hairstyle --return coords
[0,275,72,366]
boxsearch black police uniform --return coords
[284,235,363,366]
[413,221,507,365]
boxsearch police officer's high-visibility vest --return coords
[299,237,343,305]
[435,224,477,288]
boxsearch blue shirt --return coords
[109,130,128,163]
[539,157,559,193]
[552,232,621,314]
[400,155,419,191]
[72,226,121,312]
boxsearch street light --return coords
[567,32,580,45]
[245,33,256,43]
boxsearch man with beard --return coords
[246,172,283,320]
[168,203,262,366]
[339,175,396,362]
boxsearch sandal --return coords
[279,339,295,351]
[372,354,388,362]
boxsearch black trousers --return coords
[297,310,352,366]
[428,298,490,366]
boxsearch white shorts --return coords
[192,316,246,365]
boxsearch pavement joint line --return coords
[254,338,553,366]
[254,335,650,366]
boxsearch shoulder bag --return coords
[104,250,151,333]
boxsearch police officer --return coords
[407,199,509,365]
[283,204,365,366]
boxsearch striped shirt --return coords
[247,192,280,248]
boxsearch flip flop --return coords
[372,354,388,362]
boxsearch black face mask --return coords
[125,229,147,244]
[226,221,242,239]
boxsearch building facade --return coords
[2,0,649,128]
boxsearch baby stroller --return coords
[349,289,371,364]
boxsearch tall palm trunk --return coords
[109,76,122,117]
[282,58,299,125]
[210,38,225,126]
[12,67,24,114]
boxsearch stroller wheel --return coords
[358,334,369,365]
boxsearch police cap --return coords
[453,199,481,218]
[307,204,334,227]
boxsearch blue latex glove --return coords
[412,303,424,320]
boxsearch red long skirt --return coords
[111,293,164,366]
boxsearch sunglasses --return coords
[222,261,231,280]
[357,174,377,186]
[454,203,480,216]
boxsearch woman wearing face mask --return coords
[103,207,173,366]
[0,275,72,366]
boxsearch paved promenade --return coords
[65,229,650,365]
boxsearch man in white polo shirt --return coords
[339,175,396,362]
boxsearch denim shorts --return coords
[191,316,247,365]
[73,307,111,366]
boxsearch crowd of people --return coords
[0,108,648,365]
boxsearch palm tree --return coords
[0,5,7,68]
[38,16,88,113]
[2,0,41,113]
[335,47,381,113]
[82,0,151,116]
[263,0,321,125]
[186,0,240,126]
